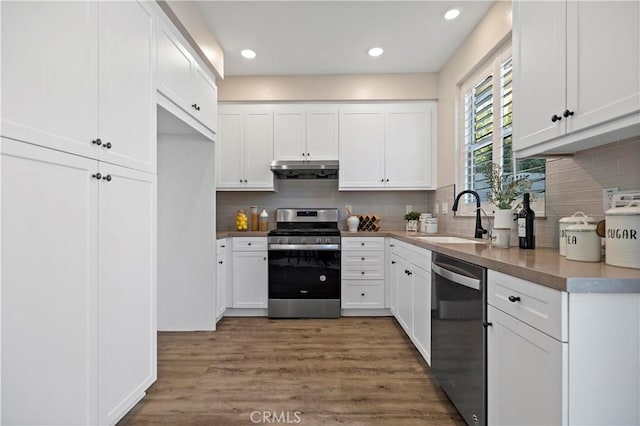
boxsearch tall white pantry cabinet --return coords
[1,1,158,425]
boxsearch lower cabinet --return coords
[341,237,385,309]
[388,239,432,365]
[1,139,156,425]
[232,238,268,308]
[216,239,227,321]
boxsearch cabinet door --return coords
[339,108,385,189]
[513,0,567,151]
[1,140,98,425]
[566,1,640,133]
[193,64,218,133]
[216,108,245,188]
[98,0,156,174]
[245,109,274,189]
[98,164,156,425]
[487,306,567,426]
[157,22,193,113]
[232,251,268,308]
[216,253,226,320]
[1,2,98,158]
[274,107,306,161]
[385,106,434,188]
[306,107,339,161]
[411,266,431,365]
[389,254,400,315]
[396,258,413,334]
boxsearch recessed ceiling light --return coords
[368,47,384,57]
[444,8,460,20]
[241,49,256,59]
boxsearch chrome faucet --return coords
[452,190,488,239]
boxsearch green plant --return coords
[479,162,535,210]
[404,211,421,221]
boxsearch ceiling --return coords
[195,1,495,76]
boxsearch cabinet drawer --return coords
[341,264,385,280]
[217,238,227,254]
[342,251,384,267]
[232,237,267,251]
[488,270,568,341]
[396,240,431,271]
[342,237,385,251]
[341,280,384,308]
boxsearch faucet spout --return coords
[452,190,488,239]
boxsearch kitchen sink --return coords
[415,236,486,244]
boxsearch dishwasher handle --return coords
[432,262,481,291]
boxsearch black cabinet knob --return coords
[483,321,493,328]
[391,261,396,264]
[92,138,102,146]
[239,179,243,183]
[389,244,395,247]
[263,257,267,261]
[302,153,306,157]
[244,179,248,183]
[92,173,102,179]
[563,109,574,118]
[361,257,365,261]
[196,106,201,111]
[508,295,521,303]
[361,293,365,296]
[221,245,226,248]
[361,271,365,275]
[361,242,365,246]
[380,178,384,182]
[248,242,252,246]
[407,271,412,276]
[551,114,562,123]
[386,178,389,182]
[191,104,197,109]
[103,142,112,149]
[218,260,223,264]
[102,175,112,182]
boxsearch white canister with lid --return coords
[559,211,598,256]
[566,219,602,262]
[605,200,640,269]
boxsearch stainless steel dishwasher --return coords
[431,252,486,426]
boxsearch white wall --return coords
[157,113,217,331]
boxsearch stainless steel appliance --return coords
[431,252,487,426]
[268,208,341,318]
[270,160,339,179]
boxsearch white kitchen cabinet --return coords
[341,237,385,310]
[157,20,217,133]
[274,105,339,161]
[98,163,156,425]
[1,1,157,174]
[389,253,400,316]
[410,265,431,364]
[217,106,274,190]
[513,0,640,157]
[339,103,436,190]
[487,305,567,426]
[216,239,228,321]
[232,239,268,308]
[395,256,413,334]
[1,139,156,425]
[487,270,640,425]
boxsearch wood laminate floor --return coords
[119,317,464,426]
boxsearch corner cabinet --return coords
[513,0,640,157]
[339,102,436,190]
[487,270,640,425]
[216,106,274,191]
[157,20,217,134]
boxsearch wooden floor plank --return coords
[119,317,463,425]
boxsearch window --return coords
[459,45,545,213]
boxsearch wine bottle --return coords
[518,193,535,249]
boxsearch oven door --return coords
[268,245,341,300]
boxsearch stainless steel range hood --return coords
[270,160,339,179]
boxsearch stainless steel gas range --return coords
[267,208,341,318]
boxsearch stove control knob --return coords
[325,237,331,244]
[301,237,306,244]
[316,237,322,244]
[277,238,283,244]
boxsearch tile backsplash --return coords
[436,136,640,248]
[217,179,433,231]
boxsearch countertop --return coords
[216,230,640,293]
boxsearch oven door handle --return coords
[268,244,340,251]
[432,262,481,291]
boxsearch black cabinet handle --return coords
[92,173,102,179]
[407,271,413,276]
[102,175,112,182]
[389,244,395,247]
[244,179,248,183]
[192,103,197,109]
[196,106,201,111]
[380,179,384,182]
[263,257,267,261]
[391,261,396,264]
[103,142,112,149]
[247,242,252,246]
[508,295,521,303]
[563,109,574,118]
[218,260,223,264]
[92,138,102,146]
[221,245,226,248]
[386,178,389,182]
[361,293,365,296]
[483,321,493,328]
[361,257,365,261]
[302,153,306,157]
[239,179,243,183]
[551,114,562,123]
[361,271,365,275]
[361,242,365,246]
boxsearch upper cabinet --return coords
[274,105,339,161]
[513,0,640,157]
[217,105,274,191]
[339,102,436,190]
[157,20,217,134]
[1,1,156,174]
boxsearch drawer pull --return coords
[483,321,493,328]
[361,242,365,246]
[248,242,252,246]
[361,271,365,275]
[361,257,365,261]
[508,295,521,303]
[391,261,396,264]
[218,260,223,264]
[361,293,365,296]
